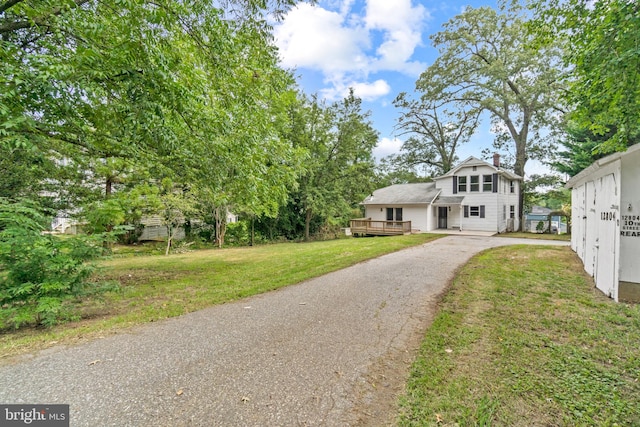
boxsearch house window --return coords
[483,175,493,192]
[510,180,515,193]
[510,205,515,219]
[458,176,467,192]
[386,207,403,221]
[464,205,485,218]
[470,175,479,192]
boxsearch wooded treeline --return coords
[2,0,638,245]
[0,0,383,247]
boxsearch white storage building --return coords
[566,144,640,302]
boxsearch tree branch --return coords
[0,0,23,15]
[0,0,90,35]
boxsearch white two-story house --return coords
[361,155,522,233]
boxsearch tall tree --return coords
[392,94,480,175]
[532,0,640,154]
[415,5,563,228]
[192,87,304,247]
[374,157,432,187]
[289,90,378,241]
[1,0,306,216]
[551,125,616,178]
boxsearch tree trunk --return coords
[513,140,527,233]
[105,177,112,198]
[304,208,312,241]
[214,207,226,248]
[250,216,254,247]
[103,177,114,250]
[165,225,172,256]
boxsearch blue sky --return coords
[272,0,549,177]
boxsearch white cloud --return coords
[373,136,403,160]
[320,79,391,101]
[352,79,391,99]
[274,4,369,74]
[274,0,430,101]
[365,0,429,75]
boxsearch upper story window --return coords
[458,176,467,192]
[470,175,479,192]
[510,180,515,193]
[483,175,493,192]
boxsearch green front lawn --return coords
[399,245,640,426]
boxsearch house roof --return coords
[565,143,640,189]
[362,182,440,205]
[434,156,523,181]
[432,195,465,205]
[530,205,552,215]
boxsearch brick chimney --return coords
[493,153,500,168]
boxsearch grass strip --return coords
[398,245,640,426]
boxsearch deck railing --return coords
[349,218,412,236]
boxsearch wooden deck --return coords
[350,219,412,236]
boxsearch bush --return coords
[0,199,116,329]
[225,221,249,246]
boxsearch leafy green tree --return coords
[415,4,563,228]
[523,174,570,214]
[551,124,618,177]
[392,94,480,175]
[374,157,432,187]
[1,0,306,225]
[289,90,378,240]
[532,0,640,153]
[0,145,51,201]
[155,178,196,255]
[191,86,304,247]
[115,183,163,244]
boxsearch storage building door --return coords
[594,173,619,299]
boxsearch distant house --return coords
[525,206,568,233]
[53,211,238,241]
[566,143,640,302]
[356,155,522,234]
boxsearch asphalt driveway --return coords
[0,236,569,426]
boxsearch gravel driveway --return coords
[0,236,569,426]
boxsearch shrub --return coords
[225,221,249,246]
[0,198,116,328]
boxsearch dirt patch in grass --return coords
[106,269,184,286]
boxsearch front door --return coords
[438,207,448,229]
